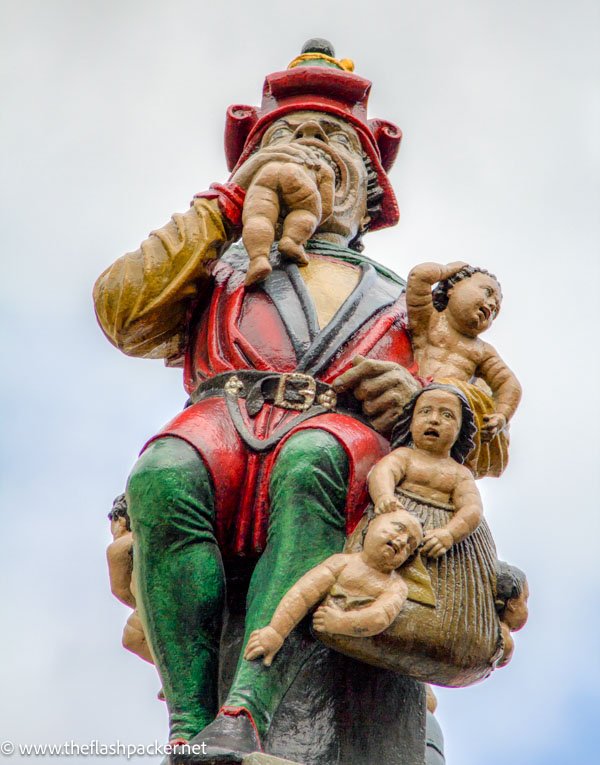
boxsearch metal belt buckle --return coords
[274,372,317,411]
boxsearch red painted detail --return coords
[224,105,259,172]
[184,303,211,392]
[194,183,246,231]
[145,398,246,550]
[144,402,388,558]
[368,118,402,172]
[223,67,402,231]
[152,256,414,558]
[189,272,298,380]
[237,292,297,373]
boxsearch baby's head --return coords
[433,266,502,337]
[495,561,529,631]
[391,384,477,463]
[108,493,131,540]
[363,510,423,572]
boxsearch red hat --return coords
[224,40,402,231]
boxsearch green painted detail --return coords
[127,437,223,740]
[126,431,349,741]
[224,430,349,737]
[306,238,407,287]
[297,59,341,69]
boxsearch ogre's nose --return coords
[293,120,328,142]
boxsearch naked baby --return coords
[369,384,482,557]
[406,262,522,477]
[106,495,153,665]
[243,510,423,667]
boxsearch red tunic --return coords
[145,248,415,559]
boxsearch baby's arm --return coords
[244,554,347,666]
[368,448,410,514]
[477,344,522,440]
[107,533,136,608]
[406,262,468,335]
[421,467,483,557]
[313,579,408,638]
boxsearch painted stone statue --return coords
[96,39,528,765]
[244,509,423,666]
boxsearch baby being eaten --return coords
[243,510,423,667]
[242,150,335,285]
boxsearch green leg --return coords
[224,429,349,738]
[126,437,225,740]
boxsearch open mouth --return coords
[295,139,345,190]
[478,305,491,321]
[424,428,439,438]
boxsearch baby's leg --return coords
[243,169,281,285]
[122,609,154,664]
[278,164,322,264]
[279,210,319,265]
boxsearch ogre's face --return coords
[260,111,369,243]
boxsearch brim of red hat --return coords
[229,100,399,232]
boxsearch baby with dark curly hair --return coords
[406,262,522,478]
[368,384,482,558]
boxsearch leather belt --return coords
[187,371,360,453]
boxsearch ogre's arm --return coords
[93,198,232,361]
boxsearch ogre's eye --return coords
[269,127,291,142]
[330,132,351,146]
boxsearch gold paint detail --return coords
[437,377,510,479]
[287,53,355,72]
[224,376,245,396]
[317,390,337,410]
[93,198,229,360]
[274,373,317,411]
[299,257,361,328]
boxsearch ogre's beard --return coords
[293,138,369,243]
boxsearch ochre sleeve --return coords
[93,198,230,361]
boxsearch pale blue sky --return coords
[1,1,599,763]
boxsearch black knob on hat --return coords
[301,38,336,57]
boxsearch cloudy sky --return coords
[1,1,598,763]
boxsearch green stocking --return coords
[224,429,349,738]
[126,437,224,740]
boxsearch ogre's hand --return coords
[231,143,324,191]
[481,412,507,442]
[243,626,284,667]
[421,528,454,558]
[333,356,421,434]
[313,605,346,635]
[232,144,336,285]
